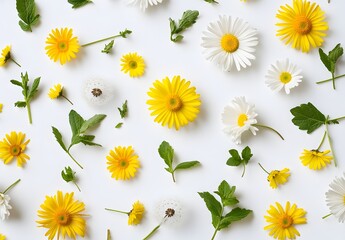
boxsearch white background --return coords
[1,0,345,239]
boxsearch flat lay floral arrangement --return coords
[1,0,345,239]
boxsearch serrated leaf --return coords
[241,146,252,164]
[198,192,222,228]
[290,102,326,134]
[79,114,106,133]
[68,0,92,8]
[102,40,114,54]
[115,122,123,128]
[214,180,238,206]
[52,126,67,152]
[158,141,174,168]
[226,149,242,166]
[174,161,200,171]
[14,101,26,108]
[69,110,85,136]
[117,100,128,119]
[319,48,331,72]
[16,0,40,32]
[119,29,132,38]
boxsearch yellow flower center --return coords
[237,114,248,127]
[167,96,183,112]
[221,34,239,53]
[129,61,138,69]
[120,159,129,168]
[10,145,22,156]
[279,72,292,84]
[55,210,70,226]
[279,214,293,228]
[268,170,279,181]
[293,16,312,35]
[58,41,69,52]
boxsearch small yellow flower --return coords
[128,201,145,225]
[48,84,73,105]
[0,234,5,240]
[0,45,21,67]
[106,146,140,180]
[0,131,30,167]
[267,168,290,189]
[300,149,333,170]
[0,103,3,113]
[120,52,145,78]
[45,28,80,65]
[264,201,307,240]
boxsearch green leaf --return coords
[79,135,102,147]
[117,100,128,119]
[16,0,40,32]
[204,0,219,3]
[319,48,331,72]
[79,114,107,133]
[290,102,326,134]
[52,126,67,152]
[170,10,199,42]
[172,35,184,42]
[10,80,23,88]
[329,43,343,67]
[214,180,238,206]
[222,207,252,222]
[174,161,200,171]
[119,29,132,38]
[68,0,92,8]
[158,141,174,168]
[14,101,26,108]
[69,110,85,136]
[169,18,177,33]
[101,40,114,54]
[226,149,242,166]
[61,166,76,182]
[28,77,40,99]
[198,192,222,228]
[223,198,239,207]
[241,146,253,164]
[115,122,123,128]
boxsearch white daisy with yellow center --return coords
[126,0,164,11]
[222,97,258,144]
[265,59,303,94]
[201,15,258,71]
[325,173,345,223]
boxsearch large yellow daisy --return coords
[300,149,332,170]
[120,52,145,78]
[276,0,328,53]
[0,131,30,167]
[37,191,86,240]
[106,146,140,180]
[264,202,307,240]
[147,76,201,130]
[45,28,80,65]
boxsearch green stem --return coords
[211,229,218,240]
[171,172,176,183]
[107,229,111,240]
[67,151,84,169]
[253,124,284,140]
[105,208,129,215]
[143,224,161,240]
[81,34,122,47]
[316,131,327,151]
[258,163,270,175]
[322,213,332,219]
[3,179,21,194]
[328,116,345,122]
[325,117,337,167]
[241,162,246,178]
[316,73,345,84]
[61,95,73,105]
[10,58,21,67]
[73,181,81,192]
[211,205,224,240]
[332,72,336,90]
[26,100,32,124]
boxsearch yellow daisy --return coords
[128,201,145,225]
[0,103,3,113]
[300,149,332,170]
[0,234,5,240]
[264,201,307,240]
[276,0,328,53]
[37,191,86,240]
[0,45,21,67]
[147,76,201,130]
[267,168,291,189]
[48,84,73,105]
[45,28,80,65]
[0,131,30,167]
[120,52,145,78]
[106,146,140,180]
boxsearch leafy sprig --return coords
[204,0,219,3]
[317,43,344,89]
[115,100,128,128]
[158,141,200,182]
[169,10,199,42]
[226,146,253,177]
[68,0,92,9]
[102,40,114,54]
[16,0,40,32]
[81,29,132,48]
[198,180,252,240]
[291,102,345,166]
[52,110,106,169]
[61,166,81,192]
[11,72,40,124]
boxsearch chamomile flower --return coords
[325,173,345,222]
[0,193,11,221]
[83,79,114,106]
[201,15,258,71]
[265,59,303,94]
[126,0,164,11]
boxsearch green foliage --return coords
[68,0,92,8]
[158,141,200,182]
[61,166,81,191]
[16,0,40,32]
[169,10,199,42]
[118,100,128,119]
[102,40,114,54]
[319,44,343,89]
[226,146,253,177]
[204,0,219,3]
[119,29,132,38]
[115,122,123,128]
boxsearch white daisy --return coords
[222,96,258,144]
[201,15,258,72]
[126,0,164,11]
[83,79,114,106]
[155,199,184,227]
[325,173,345,223]
[265,59,303,94]
[0,193,11,221]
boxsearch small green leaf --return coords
[52,126,67,152]
[204,0,219,3]
[16,0,40,32]
[10,80,23,87]
[290,102,326,134]
[14,101,26,108]
[226,149,242,166]
[68,0,92,9]
[79,114,107,133]
[102,40,114,54]
[222,207,252,223]
[117,100,128,119]
[169,10,199,42]
[119,29,132,38]
[28,77,40,99]
[158,141,174,168]
[329,43,343,65]
[319,48,331,72]
[241,146,253,164]
[69,110,85,136]
[172,35,184,42]
[61,166,75,182]
[169,18,177,33]
[174,161,200,171]
[214,180,238,206]
[115,122,123,128]
[198,192,222,228]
